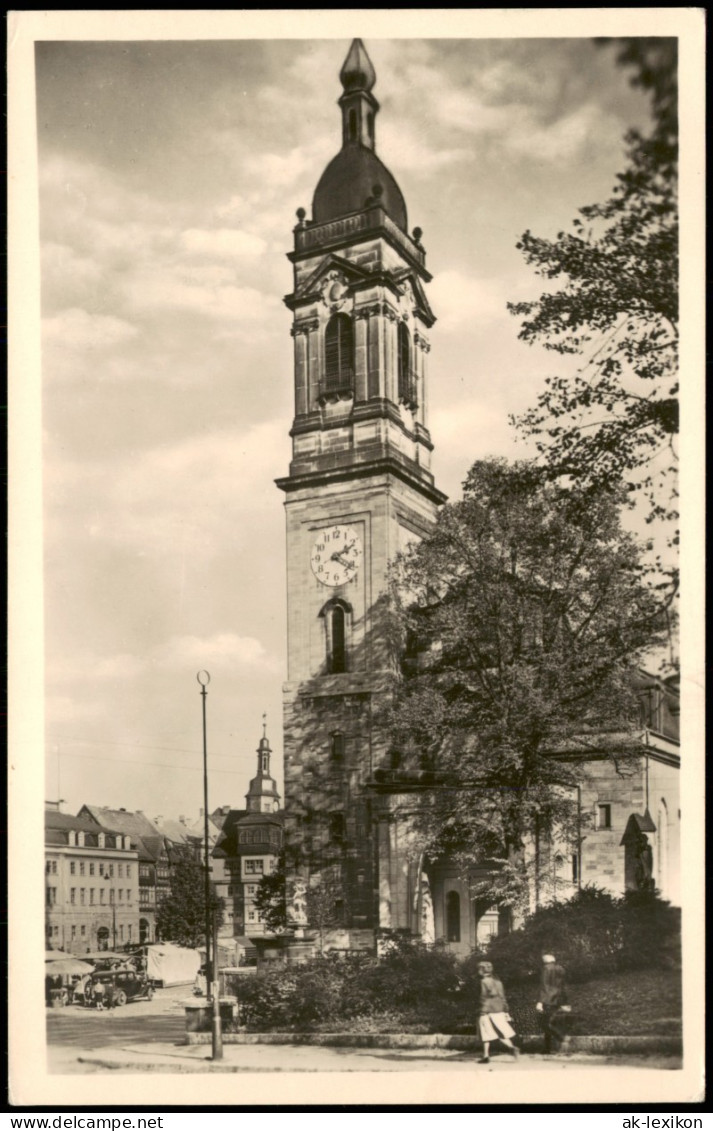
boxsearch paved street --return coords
[46,993,681,1075]
[46,987,189,1071]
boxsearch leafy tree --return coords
[253,853,289,935]
[387,458,668,911]
[509,39,679,566]
[155,855,224,949]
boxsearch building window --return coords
[446,890,461,943]
[53,925,59,938]
[247,885,256,896]
[70,888,76,904]
[126,865,131,878]
[81,925,86,938]
[70,862,76,875]
[324,313,354,396]
[244,859,264,875]
[71,925,77,939]
[321,599,352,674]
[329,813,345,843]
[100,889,105,904]
[79,862,85,875]
[110,890,115,904]
[331,733,345,762]
[89,863,95,876]
[118,889,123,903]
[397,322,416,407]
[118,864,123,878]
[348,108,357,142]
[597,804,612,830]
[80,889,85,905]
[90,889,95,904]
[108,864,114,878]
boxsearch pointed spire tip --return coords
[340,37,376,93]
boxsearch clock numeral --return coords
[313,555,321,563]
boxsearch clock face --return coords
[310,524,363,587]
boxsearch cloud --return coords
[127,264,280,327]
[46,417,290,560]
[180,227,267,259]
[429,270,511,331]
[43,306,139,350]
[154,632,280,672]
[504,102,621,163]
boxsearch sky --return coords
[34,24,659,822]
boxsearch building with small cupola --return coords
[211,723,283,940]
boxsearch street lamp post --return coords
[197,670,222,1060]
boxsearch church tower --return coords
[245,719,281,814]
[277,39,446,946]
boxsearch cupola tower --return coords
[277,39,445,944]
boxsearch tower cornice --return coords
[275,455,448,507]
[290,206,430,281]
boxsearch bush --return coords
[484,886,680,985]
[617,891,681,972]
[223,892,680,1033]
[228,942,466,1033]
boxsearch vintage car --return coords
[85,967,153,1007]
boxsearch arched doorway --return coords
[445,890,461,943]
[139,918,150,944]
[97,927,110,951]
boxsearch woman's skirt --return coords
[479,1012,515,1042]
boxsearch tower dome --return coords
[311,39,408,232]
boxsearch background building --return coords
[44,802,139,953]
[212,725,283,939]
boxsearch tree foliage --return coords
[253,853,289,935]
[509,39,678,556]
[155,855,224,949]
[387,458,668,908]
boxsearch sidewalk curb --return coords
[184,1031,682,1056]
[76,1031,682,1072]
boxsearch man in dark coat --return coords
[536,953,568,1053]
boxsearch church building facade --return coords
[276,40,680,957]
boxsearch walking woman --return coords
[476,960,519,1063]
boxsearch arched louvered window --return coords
[320,598,351,674]
[324,314,354,395]
[397,322,416,407]
[330,604,346,673]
